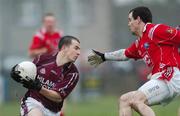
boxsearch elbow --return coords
[47,97,63,103]
[53,97,63,103]
[53,94,63,103]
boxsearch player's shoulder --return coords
[147,23,164,39]
[63,63,79,74]
[146,23,156,30]
[150,23,176,34]
[34,28,46,40]
[33,51,57,65]
[64,63,79,80]
[55,29,63,35]
[53,29,63,37]
[149,23,172,30]
[40,51,57,61]
[71,63,78,72]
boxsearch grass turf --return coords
[0,96,180,116]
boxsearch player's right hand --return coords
[88,50,106,67]
[10,64,23,83]
[22,79,42,91]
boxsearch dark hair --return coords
[44,13,55,17]
[129,6,152,23]
[58,35,80,49]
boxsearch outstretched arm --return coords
[88,49,129,67]
[105,49,129,61]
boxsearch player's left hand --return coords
[10,64,23,83]
[88,50,106,67]
[22,79,42,91]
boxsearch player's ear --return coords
[137,16,141,24]
[60,45,67,51]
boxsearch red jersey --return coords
[29,28,63,53]
[125,23,180,81]
[21,52,79,112]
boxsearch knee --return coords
[131,93,147,108]
[131,100,147,112]
[131,100,141,107]
[119,94,130,105]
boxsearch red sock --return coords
[60,112,64,116]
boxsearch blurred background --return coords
[0,0,180,116]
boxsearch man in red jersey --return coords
[88,6,180,116]
[11,36,80,116]
[29,13,63,58]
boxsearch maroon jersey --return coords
[22,52,79,112]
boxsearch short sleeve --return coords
[52,66,79,99]
[152,24,180,45]
[32,55,41,66]
[125,41,141,60]
[29,36,45,50]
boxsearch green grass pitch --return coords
[0,96,180,116]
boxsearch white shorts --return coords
[20,97,60,116]
[138,67,180,105]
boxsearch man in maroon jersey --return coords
[11,35,80,116]
[88,6,180,116]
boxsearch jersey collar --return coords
[143,23,151,32]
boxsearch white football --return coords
[17,61,37,81]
